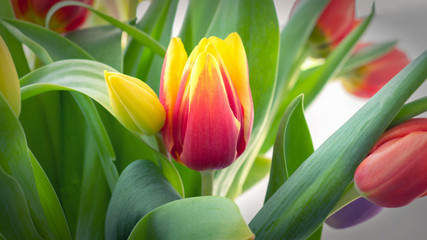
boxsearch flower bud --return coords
[341,43,410,98]
[160,33,254,171]
[291,0,357,57]
[11,0,93,33]
[326,198,382,229]
[0,36,21,116]
[104,71,165,136]
[354,118,427,207]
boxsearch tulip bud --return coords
[160,33,254,171]
[354,118,427,207]
[104,71,165,136]
[0,36,21,116]
[291,0,357,57]
[11,0,93,33]
[341,43,410,98]
[326,198,382,229]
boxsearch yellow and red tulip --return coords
[0,36,21,116]
[354,118,427,207]
[104,71,165,136]
[11,0,93,33]
[160,33,254,171]
[342,43,410,98]
[291,0,357,57]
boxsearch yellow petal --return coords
[105,71,165,136]
[0,36,21,116]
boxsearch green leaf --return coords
[339,40,397,74]
[0,0,30,77]
[74,132,110,240]
[71,93,119,191]
[124,0,178,88]
[205,0,279,198]
[390,96,427,127]
[173,161,201,197]
[47,1,166,57]
[128,196,254,240]
[105,160,181,240]
[179,0,220,52]
[29,151,72,240]
[0,167,41,239]
[67,25,123,70]
[265,95,314,202]
[249,50,427,239]
[262,6,374,153]
[241,155,271,193]
[0,18,94,61]
[0,93,54,239]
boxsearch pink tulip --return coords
[160,33,253,171]
[355,118,427,207]
[342,43,410,98]
[291,0,357,57]
[11,0,93,33]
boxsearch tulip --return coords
[11,0,93,33]
[354,118,427,207]
[341,43,410,98]
[104,71,165,136]
[160,33,254,171]
[291,0,357,57]
[326,198,382,229]
[0,36,21,116]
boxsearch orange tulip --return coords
[11,0,93,33]
[160,33,253,171]
[355,118,427,207]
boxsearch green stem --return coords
[128,0,138,20]
[328,182,361,217]
[201,171,215,196]
[286,43,313,90]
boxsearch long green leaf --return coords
[105,160,181,240]
[241,155,271,193]
[47,1,166,57]
[390,96,427,127]
[249,51,427,239]
[128,196,254,240]
[206,0,279,198]
[265,95,314,202]
[0,167,41,239]
[0,18,94,61]
[75,132,110,240]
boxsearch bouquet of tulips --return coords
[0,0,426,239]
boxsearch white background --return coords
[162,0,427,239]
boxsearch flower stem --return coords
[201,171,215,196]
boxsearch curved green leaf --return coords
[0,167,41,239]
[241,155,271,194]
[0,18,93,61]
[249,50,427,239]
[128,196,254,240]
[206,0,279,198]
[105,160,181,240]
[390,96,427,127]
[47,1,166,57]
[265,95,314,202]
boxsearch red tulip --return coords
[11,0,93,33]
[342,43,410,98]
[291,0,357,57]
[355,118,427,207]
[160,33,253,171]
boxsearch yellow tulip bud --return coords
[0,36,21,116]
[104,71,165,136]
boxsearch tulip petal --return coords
[355,119,427,207]
[176,52,240,171]
[160,38,188,152]
[0,36,21,116]
[209,33,253,153]
[105,72,165,135]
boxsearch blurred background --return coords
[165,0,427,239]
